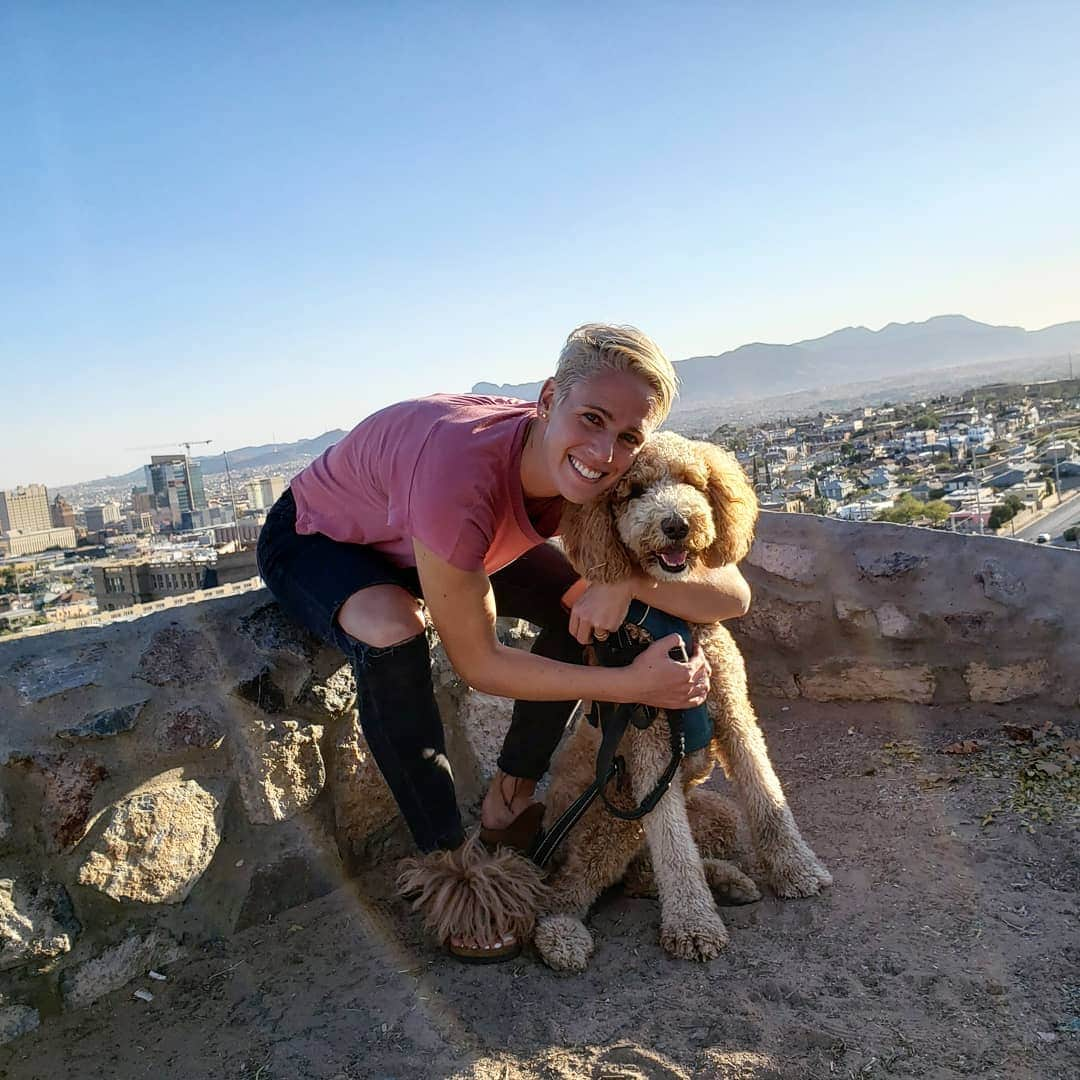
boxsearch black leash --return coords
[530,615,688,869]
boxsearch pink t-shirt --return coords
[290,395,563,574]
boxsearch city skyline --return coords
[4,3,1080,487]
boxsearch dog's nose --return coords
[661,514,689,541]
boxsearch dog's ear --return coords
[698,442,758,566]
[559,499,634,583]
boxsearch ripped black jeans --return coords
[256,489,583,852]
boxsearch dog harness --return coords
[530,601,711,868]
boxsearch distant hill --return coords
[191,430,347,477]
[473,315,1080,410]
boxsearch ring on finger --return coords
[594,629,609,641]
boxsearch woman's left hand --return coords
[568,579,637,645]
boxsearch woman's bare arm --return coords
[563,562,751,644]
[633,561,751,622]
[413,538,709,708]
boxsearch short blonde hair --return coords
[553,323,678,424]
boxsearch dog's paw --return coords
[704,858,761,904]
[660,911,729,961]
[761,840,833,899]
[533,915,594,972]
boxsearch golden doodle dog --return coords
[532,432,832,972]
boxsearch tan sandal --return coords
[446,934,522,964]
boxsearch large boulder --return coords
[59,929,184,1010]
[0,1002,40,1045]
[77,780,225,904]
[745,540,818,585]
[0,875,79,971]
[330,717,398,859]
[797,661,936,704]
[9,754,109,853]
[235,721,326,825]
[135,625,219,686]
[964,660,1049,704]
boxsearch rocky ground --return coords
[1,698,1076,1080]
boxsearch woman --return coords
[257,323,751,959]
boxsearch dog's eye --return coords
[625,484,645,501]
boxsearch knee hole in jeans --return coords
[337,594,427,650]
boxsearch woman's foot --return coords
[447,930,519,963]
[479,772,545,856]
[480,770,539,831]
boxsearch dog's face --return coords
[610,446,717,580]
[561,432,758,584]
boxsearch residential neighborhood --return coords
[710,376,1080,539]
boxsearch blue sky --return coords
[3,1,1079,487]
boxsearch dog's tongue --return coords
[659,547,687,568]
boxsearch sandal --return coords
[447,934,522,964]
[479,801,546,856]
[396,835,545,965]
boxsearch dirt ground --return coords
[2,697,1077,1080]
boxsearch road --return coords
[1014,478,1080,545]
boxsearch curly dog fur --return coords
[534,432,831,971]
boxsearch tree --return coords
[1064,526,1079,545]
[876,494,926,524]
[988,498,1024,531]
[923,500,953,525]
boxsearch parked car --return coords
[1036,533,1051,543]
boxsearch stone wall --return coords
[1,513,1077,1040]
[0,593,523,1041]
[736,512,1080,708]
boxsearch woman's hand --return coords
[568,579,636,645]
[622,634,712,710]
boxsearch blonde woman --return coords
[257,324,750,960]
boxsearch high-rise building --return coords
[130,486,153,515]
[245,475,286,510]
[51,494,76,529]
[145,455,207,529]
[84,502,122,533]
[0,484,52,534]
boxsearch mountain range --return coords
[59,314,1078,494]
[472,314,1080,411]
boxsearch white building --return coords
[0,526,77,557]
[245,476,286,510]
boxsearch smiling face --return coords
[534,370,657,504]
